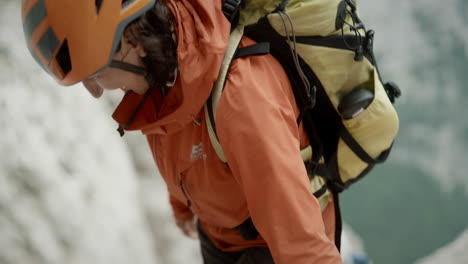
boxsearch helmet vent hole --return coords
[121,0,137,10]
[56,40,72,75]
[95,0,104,14]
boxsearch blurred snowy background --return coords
[1,0,467,263]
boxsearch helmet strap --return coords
[117,86,154,137]
[110,60,147,76]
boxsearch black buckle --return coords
[384,81,402,103]
[305,160,321,179]
[328,180,347,194]
[365,30,375,53]
[354,45,364,61]
[222,0,244,23]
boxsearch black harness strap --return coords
[295,35,374,65]
[332,191,342,251]
[234,42,270,59]
[313,185,328,198]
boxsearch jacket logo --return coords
[191,142,207,161]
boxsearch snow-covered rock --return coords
[0,53,157,264]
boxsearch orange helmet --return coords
[21,0,156,86]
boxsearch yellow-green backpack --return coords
[204,0,400,247]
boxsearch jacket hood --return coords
[112,0,230,135]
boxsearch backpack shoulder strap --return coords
[204,25,245,163]
[205,24,314,163]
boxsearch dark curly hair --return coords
[123,0,178,91]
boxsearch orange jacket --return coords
[113,0,342,263]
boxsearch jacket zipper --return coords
[179,177,192,208]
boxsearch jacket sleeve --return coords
[215,45,343,264]
[169,193,194,221]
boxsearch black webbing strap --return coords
[294,35,374,65]
[110,60,147,76]
[313,185,328,198]
[303,161,344,252]
[295,35,359,52]
[332,191,342,252]
[234,42,270,59]
[339,124,391,164]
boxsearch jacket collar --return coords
[112,0,231,136]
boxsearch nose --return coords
[82,78,104,98]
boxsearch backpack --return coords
[204,0,400,247]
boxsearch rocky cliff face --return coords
[0,2,200,263]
